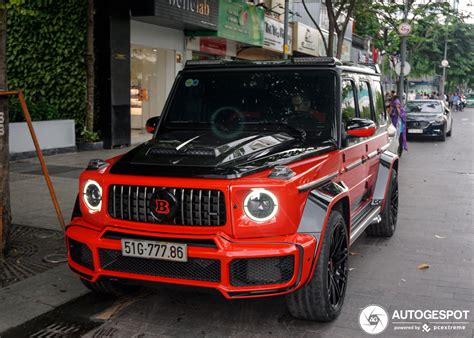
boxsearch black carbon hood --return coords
[109,130,335,178]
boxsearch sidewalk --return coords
[10,136,149,231]
[0,264,89,332]
[1,135,150,333]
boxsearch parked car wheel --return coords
[366,169,398,237]
[439,125,447,142]
[80,278,139,297]
[447,124,452,137]
[286,210,348,321]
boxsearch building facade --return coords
[95,0,354,148]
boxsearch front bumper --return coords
[407,122,445,137]
[66,220,317,299]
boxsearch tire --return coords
[80,278,139,297]
[366,169,398,237]
[447,123,452,137]
[286,210,348,322]
[439,125,447,142]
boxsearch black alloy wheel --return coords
[327,220,349,309]
[286,210,348,321]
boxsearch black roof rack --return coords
[184,56,343,69]
[293,57,342,66]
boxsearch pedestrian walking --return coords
[390,94,407,157]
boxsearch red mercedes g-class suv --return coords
[67,58,399,321]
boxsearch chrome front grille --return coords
[108,185,226,226]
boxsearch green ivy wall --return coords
[7,0,87,125]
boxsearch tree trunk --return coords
[327,22,335,57]
[336,31,345,59]
[85,0,95,133]
[0,0,11,259]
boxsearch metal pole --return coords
[398,0,409,104]
[283,0,290,60]
[440,27,448,98]
[0,90,66,231]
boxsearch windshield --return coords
[160,70,336,142]
[406,101,443,114]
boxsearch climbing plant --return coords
[6,0,87,125]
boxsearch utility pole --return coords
[398,0,409,104]
[283,0,290,60]
[440,36,448,98]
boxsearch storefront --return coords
[188,0,265,60]
[95,0,219,148]
[130,0,219,131]
[129,21,186,130]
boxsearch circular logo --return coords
[149,189,178,223]
[359,305,389,335]
[398,22,411,36]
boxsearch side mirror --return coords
[145,116,160,134]
[444,108,450,114]
[346,118,376,138]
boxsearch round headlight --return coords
[83,180,102,211]
[243,189,278,222]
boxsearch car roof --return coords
[184,57,380,76]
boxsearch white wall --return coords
[131,20,185,52]
[10,120,75,154]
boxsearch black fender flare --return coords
[297,181,350,284]
[371,150,399,209]
[71,194,81,221]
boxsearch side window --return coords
[342,80,357,126]
[373,80,387,126]
[359,81,373,120]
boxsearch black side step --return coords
[349,205,381,245]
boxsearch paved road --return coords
[80,108,474,337]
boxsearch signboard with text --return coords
[217,0,264,46]
[186,36,236,57]
[293,22,320,56]
[263,16,292,54]
[131,0,219,31]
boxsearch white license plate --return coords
[408,129,423,134]
[121,239,187,262]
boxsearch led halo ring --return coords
[243,188,279,222]
[83,180,102,212]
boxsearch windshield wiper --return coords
[321,137,338,148]
[250,122,307,143]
